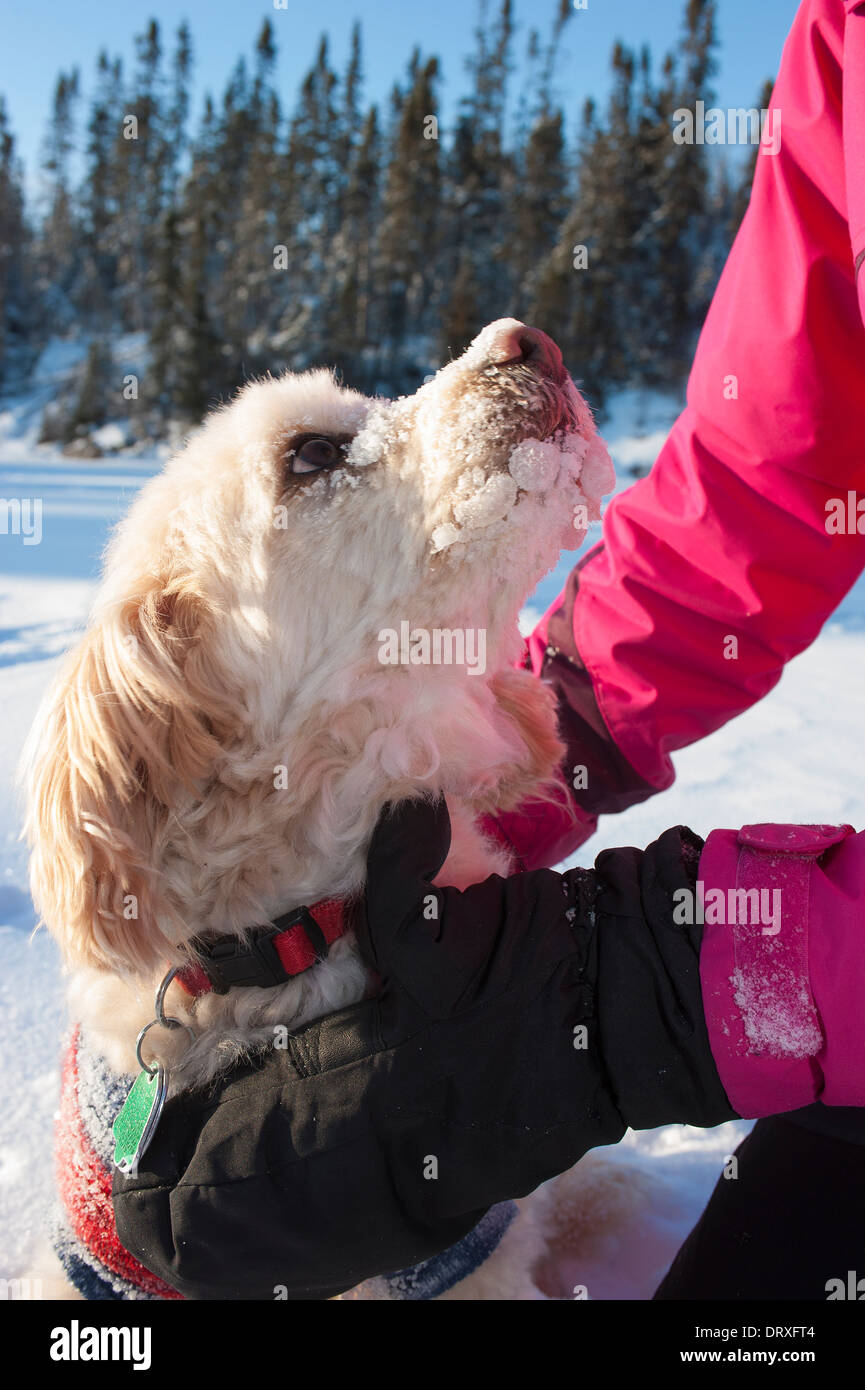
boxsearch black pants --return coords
[653,1107,865,1300]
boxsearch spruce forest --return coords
[0,0,765,449]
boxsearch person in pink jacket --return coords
[480,0,865,1299]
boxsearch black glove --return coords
[358,797,729,1132]
[358,793,597,1017]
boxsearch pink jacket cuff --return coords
[698,822,861,1117]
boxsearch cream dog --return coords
[25,318,616,1298]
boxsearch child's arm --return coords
[489,0,865,872]
[364,798,865,1120]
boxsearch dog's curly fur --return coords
[24,319,616,1297]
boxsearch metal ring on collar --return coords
[136,1015,196,1076]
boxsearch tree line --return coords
[0,0,765,449]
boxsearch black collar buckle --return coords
[194,906,328,995]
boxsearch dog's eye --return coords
[289,438,343,475]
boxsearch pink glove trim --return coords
[699,823,853,1118]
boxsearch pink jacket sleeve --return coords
[491,0,865,872]
[698,820,865,1116]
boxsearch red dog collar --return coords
[176,899,348,998]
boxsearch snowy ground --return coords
[2,375,864,1297]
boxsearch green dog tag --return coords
[113,1066,167,1176]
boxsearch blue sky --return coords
[3,0,798,180]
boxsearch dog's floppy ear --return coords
[24,574,238,976]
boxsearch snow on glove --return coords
[698,823,865,1116]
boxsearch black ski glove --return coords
[357,794,733,1132]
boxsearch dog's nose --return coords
[481,318,565,379]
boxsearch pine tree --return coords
[59,336,115,444]
[528,96,623,406]
[175,92,225,403]
[621,44,684,385]
[80,51,124,318]
[37,70,80,327]
[115,19,168,330]
[343,105,382,376]
[165,22,193,203]
[439,0,516,358]
[333,22,364,231]
[275,36,341,369]
[632,50,686,379]
[220,21,282,379]
[174,209,221,419]
[314,32,387,389]
[661,0,718,362]
[374,52,441,383]
[145,204,182,411]
[511,3,574,314]
[0,100,32,387]
[144,203,220,425]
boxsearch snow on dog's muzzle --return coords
[429,319,615,555]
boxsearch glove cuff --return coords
[698,822,853,1117]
